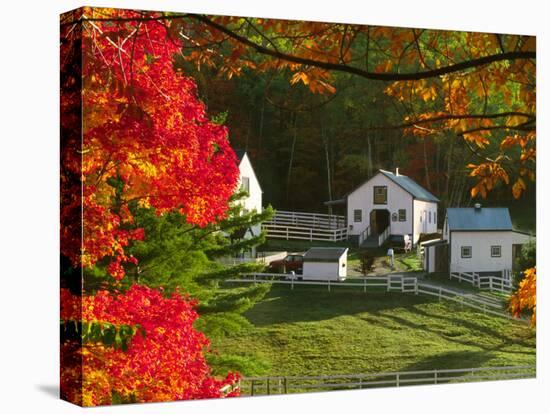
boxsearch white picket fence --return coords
[450,265,513,293]
[226,273,522,321]
[267,210,346,229]
[263,210,348,242]
[238,365,535,396]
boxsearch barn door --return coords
[370,210,376,234]
[434,244,449,273]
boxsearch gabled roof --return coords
[446,207,513,231]
[378,170,439,202]
[303,247,348,262]
[340,169,439,203]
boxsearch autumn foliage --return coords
[173,16,535,200]
[60,7,242,406]
[61,286,240,406]
[61,8,239,279]
[509,267,536,326]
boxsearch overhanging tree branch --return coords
[188,14,536,81]
[72,13,536,82]
[367,111,536,131]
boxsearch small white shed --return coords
[443,205,533,276]
[302,247,348,281]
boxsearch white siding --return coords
[347,173,413,237]
[302,255,347,281]
[237,153,262,237]
[413,199,438,243]
[443,215,450,241]
[427,245,436,272]
[450,231,532,273]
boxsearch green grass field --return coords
[211,285,535,378]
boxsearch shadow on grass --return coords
[402,350,495,371]
[365,308,534,356]
[243,285,434,327]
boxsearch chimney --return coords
[395,167,400,176]
[474,203,482,211]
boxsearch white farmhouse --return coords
[329,169,439,247]
[441,205,532,277]
[302,247,348,281]
[235,150,263,255]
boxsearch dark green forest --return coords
[185,66,534,223]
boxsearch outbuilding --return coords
[302,247,348,281]
[421,238,449,273]
[442,205,533,277]
[325,169,439,247]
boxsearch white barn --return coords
[235,150,263,254]
[333,169,439,247]
[302,247,348,281]
[441,205,532,276]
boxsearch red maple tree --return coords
[60,8,241,405]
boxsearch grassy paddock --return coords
[211,285,535,378]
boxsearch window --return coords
[491,245,502,257]
[241,176,250,193]
[434,211,437,225]
[398,209,406,221]
[392,212,398,222]
[461,246,472,258]
[429,211,432,223]
[354,209,362,222]
[373,186,387,204]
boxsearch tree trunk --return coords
[286,113,298,205]
[423,138,432,190]
[322,126,333,215]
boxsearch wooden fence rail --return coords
[267,210,346,229]
[262,223,348,242]
[450,269,513,293]
[226,273,524,322]
[263,210,348,242]
[239,365,535,396]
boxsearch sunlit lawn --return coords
[211,285,535,377]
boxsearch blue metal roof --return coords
[379,170,439,202]
[446,207,513,231]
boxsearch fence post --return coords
[396,373,400,387]
[387,278,390,292]
[251,380,255,396]
[439,286,442,302]
[253,273,257,283]
[328,279,331,292]
[310,228,313,242]
[284,377,288,394]
[291,277,294,290]
[364,278,367,293]
[489,278,493,291]
[267,379,270,395]
[286,227,289,240]
[434,370,438,384]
